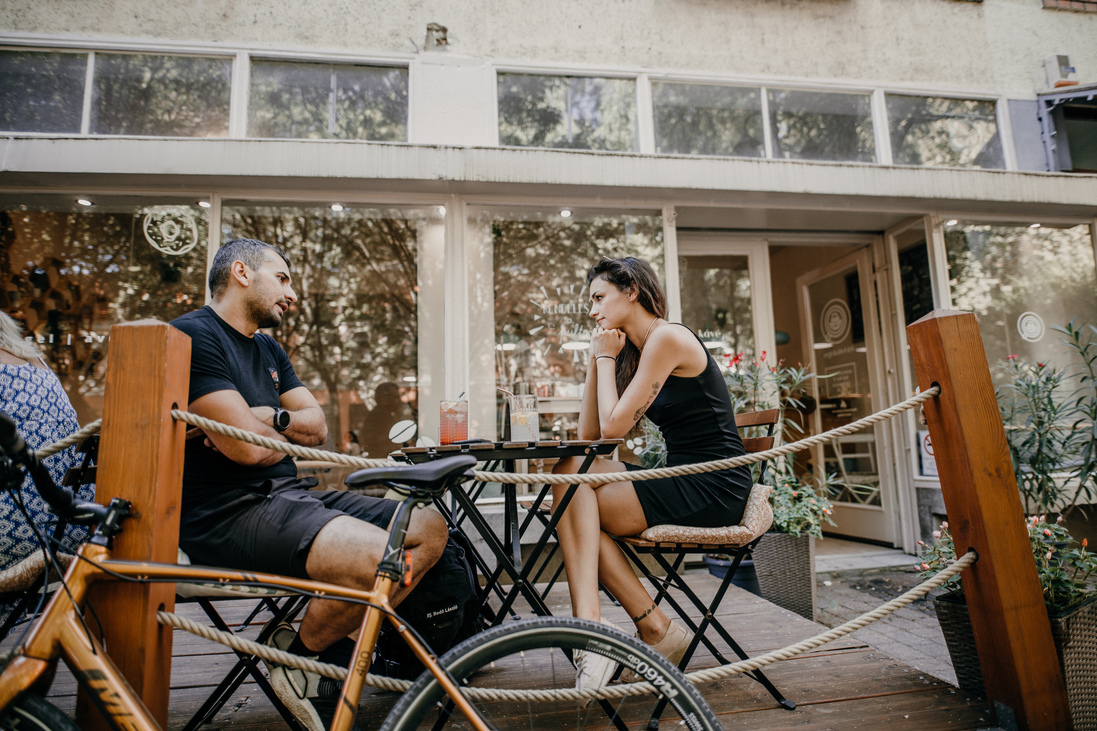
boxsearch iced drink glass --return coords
[509,395,538,442]
[439,400,469,445]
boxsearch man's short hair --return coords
[208,239,292,298]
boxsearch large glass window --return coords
[91,53,231,136]
[221,204,431,460]
[887,95,1004,169]
[249,60,408,141]
[0,199,209,421]
[945,222,1097,368]
[679,255,755,361]
[497,74,637,151]
[768,88,875,163]
[0,50,87,133]
[489,210,662,441]
[651,82,764,157]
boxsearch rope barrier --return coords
[32,419,102,459]
[157,549,975,704]
[168,386,940,486]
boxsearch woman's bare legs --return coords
[552,456,673,644]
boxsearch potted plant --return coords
[919,516,1097,722]
[636,351,836,621]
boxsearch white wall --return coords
[3,0,1095,99]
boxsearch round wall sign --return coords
[1016,311,1045,343]
[143,205,199,256]
[820,299,851,343]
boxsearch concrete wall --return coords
[3,0,1095,99]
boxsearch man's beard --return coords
[246,298,283,329]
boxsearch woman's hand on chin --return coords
[590,327,625,359]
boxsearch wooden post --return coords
[76,320,190,730]
[907,310,1069,730]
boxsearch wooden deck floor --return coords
[30,572,993,729]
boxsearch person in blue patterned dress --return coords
[0,311,95,631]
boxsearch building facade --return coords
[2,0,1096,552]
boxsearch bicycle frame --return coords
[0,540,489,731]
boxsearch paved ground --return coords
[815,566,958,686]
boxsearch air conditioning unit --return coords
[1043,55,1078,89]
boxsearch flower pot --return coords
[751,532,816,621]
[932,593,984,695]
[1049,596,1097,729]
[703,554,761,596]
[934,593,1097,728]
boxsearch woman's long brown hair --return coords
[586,257,668,396]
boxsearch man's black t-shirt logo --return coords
[268,367,280,391]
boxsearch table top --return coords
[391,438,623,464]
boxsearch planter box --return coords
[751,532,816,621]
[934,594,1097,729]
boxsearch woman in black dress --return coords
[553,257,753,691]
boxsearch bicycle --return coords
[0,411,722,731]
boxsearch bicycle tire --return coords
[381,616,722,731]
[0,694,79,731]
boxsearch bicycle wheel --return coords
[381,616,722,731]
[0,694,79,731]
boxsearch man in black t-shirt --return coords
[172,238,447,731]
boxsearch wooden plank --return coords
[907,310,1069,730]
[77,320,190,731]
[742,436,775,452]
[735,408,780,428]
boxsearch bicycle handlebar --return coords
[0,410,113,527]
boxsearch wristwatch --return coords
[272,407,291,433]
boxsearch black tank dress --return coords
[624,325,753,528]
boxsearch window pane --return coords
[221,204,426,461]
[768,89,875,162]
[0,201,209,421]
[498,74,637,151]
[249,60,408,141]
[0,50,86,133]
[91,53,231,136]
[491,211,662,441]
[652,82,763,157]
[679,255,755,362]
[887,95,1004,169]
[945,222,1097,369]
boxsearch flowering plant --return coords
[636,350,836,537]
[918,515,1097,613]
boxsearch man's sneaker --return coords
[262,622,326,731]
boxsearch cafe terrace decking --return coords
[31,572,993,730]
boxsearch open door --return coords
[797,248,894,544]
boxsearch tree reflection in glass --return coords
[679,255,754,362]
[498,74,637,151]
[945,223,1097,371]
[0,50,87,133]
[768,88,875,163]
[0,204,208,422]
[887,95,1003,169]
[91,53,231,136]
[222,205,422,453]
[249,61,407,141]
[652,82,763,157]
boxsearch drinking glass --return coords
[509,395,539,442]
[439,400,469,445]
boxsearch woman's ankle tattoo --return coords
[631,603,657,623]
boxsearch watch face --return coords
[275,408,290,431]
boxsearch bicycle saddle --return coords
[345,454,477,495]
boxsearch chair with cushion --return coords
[612,408,795,713]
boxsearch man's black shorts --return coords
[179,476,399,579]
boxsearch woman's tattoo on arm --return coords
[633,381,660,422]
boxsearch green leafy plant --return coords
[997,320,1097,516]
[636,350,836,537]
[918,515,1097,613]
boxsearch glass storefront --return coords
[945,222,1097,370]
[678,254,755,362]
[0,199,209,423]
[221,203,435,459]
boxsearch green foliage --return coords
[996,320,1097,515]
[637,351,836,537]
[918,516,1097,613]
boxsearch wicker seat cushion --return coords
[637,483,773,546]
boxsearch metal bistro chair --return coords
[612,408,795,713]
